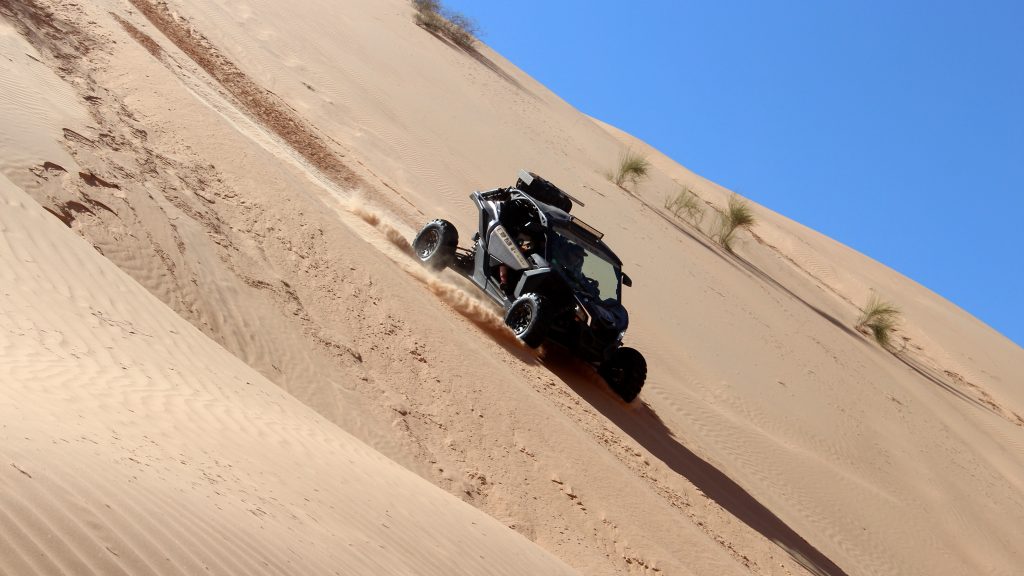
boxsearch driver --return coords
[562,245,585,279]
[499,232,535,294]
[559,244,599,296]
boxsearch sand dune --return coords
[2,0,1022,574]
[0,171,577,575]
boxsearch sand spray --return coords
[343,197,518,342]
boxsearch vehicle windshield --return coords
[548,228,620,302]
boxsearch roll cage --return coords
[469,188,625,280]
[410,171,647,402]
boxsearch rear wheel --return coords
[601,347,647,402]
[412,219,458,271]
[505,293,548,348]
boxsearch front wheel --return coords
[412,219,458,271]
[504,293,548,348]
[600,346,647,402]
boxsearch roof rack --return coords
[516,170,586,210]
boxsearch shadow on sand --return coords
[539,349,849,576]
[417,25,530,93]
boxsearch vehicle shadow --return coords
[539,348,850,576]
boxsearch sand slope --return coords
[0,165,576,574]
[2,0,1022,575]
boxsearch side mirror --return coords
[622,273,633,287]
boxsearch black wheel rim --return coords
[417,228,440,259]
[507,304,533,335]
[606,366,626,386]
[604,356,629,387]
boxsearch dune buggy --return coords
[411,171,647,402]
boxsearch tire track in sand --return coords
[124,0,362,191]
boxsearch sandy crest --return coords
[0,171,577,574]
[2,0,1023,575]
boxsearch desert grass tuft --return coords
[713,194,755,252]
[856,294,901,349]
[664,186,705,225]
[412,0,479,50]
[611,149,650,189]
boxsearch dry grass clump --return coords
[664,186,705,225]
[412,0,479,49]
[610,148,650,189]
[856,294,901,349]
[713,194,755,252]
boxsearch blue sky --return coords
[441,0,1024,347]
